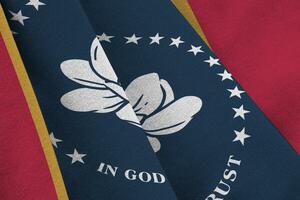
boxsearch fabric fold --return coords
[1,0,177,199]
[80,0,300,199]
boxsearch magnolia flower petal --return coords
[61,88,124,113]
[160,79,174,106]
[147,136,161,153]
[125,73,163,116]
[61,59,105,88]
[143,96,202,135]
[105,82,128,100]
[90,38,118,82]
[115,103,141,126]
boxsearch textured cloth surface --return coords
[0,34,58,200]
[189,0,300,153]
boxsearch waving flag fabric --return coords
[0,8,67,199]
[1,0,176,199]
[81,0,300,199]
[188,0,300,154]
[1,0,300,200]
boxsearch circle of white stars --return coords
[9,10,29,26]
[149,33,164,45]
[66,149,87,164]
[46,32,253,166]
[233,128,251,146]
[233,105,250,120]
[188,45,203,56]
[204,56,220,67]
[50,132,62,148]
[218,70,233,81]
[124,34,142,45]
[97,32,251,147]
[26,0,46,11]
[97,33,114,43]
[8,0,46,33]
[170,36,184,48]
[227,86,245,99]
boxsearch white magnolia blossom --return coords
[60,38,202,152]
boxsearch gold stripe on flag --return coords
[0,5,69,200]
[172,0,210,48]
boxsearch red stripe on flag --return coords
[188,0,300,154]
[0,35,58,199]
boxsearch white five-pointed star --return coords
[26,0,46,11]
[9,10,29,26]
[204,56,220,67]
[227,86,245,98]
[169,36,184,48]
[218,70,233,81]
[188,45,203,55]
[124,34,142,44]
[66,149,86,164]
[233,128,251,145]
[233,105,250,119]
[97,33,114,43]
[49,132,62,148]
[149,33,164,45]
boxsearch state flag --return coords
[1,0,299,199]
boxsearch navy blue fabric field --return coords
[1,0,176,199]
[80,1,300,199]
[2,0,300,199]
